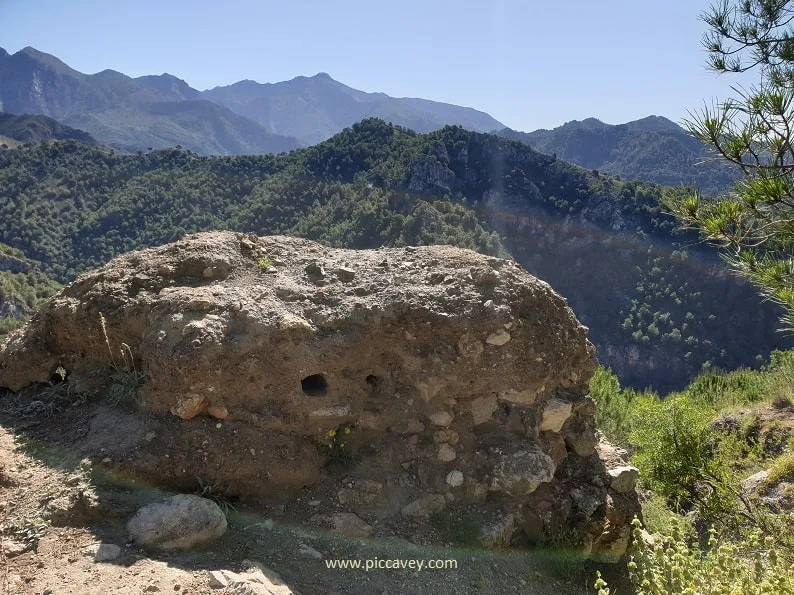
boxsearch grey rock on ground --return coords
[127,494,227,550]
[208,561,293,594]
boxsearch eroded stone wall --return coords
[0,231,640,559]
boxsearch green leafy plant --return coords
[616,518,794,595]
[99,312,145,405]
[589,366,642,444]
[629,394,736,522]
[106,370,146,407]
[766,451,794,486]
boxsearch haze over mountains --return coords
[0,47,300,155]
[0,46,504,155]
[202,74,503,145]
[0,112,98,148]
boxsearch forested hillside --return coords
[0,120,786,390]
[0,242,60,336]
[0,113,98,146]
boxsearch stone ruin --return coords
[0,231,640,560]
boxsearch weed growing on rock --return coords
[319,422,360,469]
[99,313,137,373]
[257,256,271,271]
[106,370,146,407]
[5,518,48,552]
[194,478,238,514]
[98,312,145,406]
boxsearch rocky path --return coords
[0,422,598,594]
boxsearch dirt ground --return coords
[0,408,620,595]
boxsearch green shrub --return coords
[596,518,794,595]
[684,370,762,408]
[629,394,734,519]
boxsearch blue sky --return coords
[0,0,756,132]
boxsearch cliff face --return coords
[0,231,639,560]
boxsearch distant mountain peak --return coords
[312,72,333,80]
[135,73,200,101]
[626,114,682,133]
[15,46,76,74]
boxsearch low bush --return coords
[596,518,794,595]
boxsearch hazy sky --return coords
[0,0,758,132]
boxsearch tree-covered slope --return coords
[496,116,739,196]
[0,121,786,390]
[0,112,98,146]
[0,243,60,336]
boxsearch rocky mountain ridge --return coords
[0,46,503,153]
[0,47,301,155]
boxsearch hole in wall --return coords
[365,375,380,387]
[302,374,328,397]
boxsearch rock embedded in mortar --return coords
[607,466,640,494]
[539,398,573,432]
[470,395,498,425]
[485,329,511,346]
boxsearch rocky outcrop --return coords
[0,253,31,274]
[0,231,640,559]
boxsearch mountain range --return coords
[0,47,300,155]
[495,116,738,195]
[0,46,503,154]
[201,74,503,145]
[0,46,741,195]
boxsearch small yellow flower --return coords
[328,430,336,438]
[344,428,351,435]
